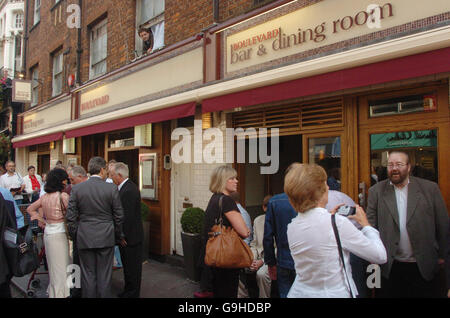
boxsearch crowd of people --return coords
[0,149,449,298]
[197,150,449,298]
[0,157,143,298]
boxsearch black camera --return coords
[337,206,356,217]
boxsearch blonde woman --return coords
[27,168,71,298]
[284,163,387,298]
[201,166,250,298]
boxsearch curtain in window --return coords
[53,54,62,96]
[91,23,107,77]
[140,0,164,23]
[151,21,164,51]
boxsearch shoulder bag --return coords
[3,209,40,277]
[331,214,354,298]
[204,195,253,269]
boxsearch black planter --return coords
[181,232,202,282]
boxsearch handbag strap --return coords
[217,194,224,227]
[331,214,354,298]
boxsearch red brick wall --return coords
[164,0,276,47]
[165,0,214,46]
[25,0,136,108]
[25,0,278,107]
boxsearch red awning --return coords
[13,132,63,149]
[65,102,196,139]
[203,47,450,113]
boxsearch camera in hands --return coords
[337,206,356,217]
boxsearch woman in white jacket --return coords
[284,163,387,298]
[23,166,43,203]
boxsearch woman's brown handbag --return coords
[204,196,253,269]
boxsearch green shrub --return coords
[141,201,150,222]
[180,207,205,234]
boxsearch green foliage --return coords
[141,201,150,222]
[0,134,10,165]
[180,207,205,234]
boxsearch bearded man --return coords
[367,150,448,298]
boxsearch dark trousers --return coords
[0,281,11,298]
[211,267,240,298]
[78,247,114,298]
[70,237,82,298]
[277,266,296,298]
[199,265,213,292]
[378,261,441,298]
[239,270,259,298]
[119,242,143,298]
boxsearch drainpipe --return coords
[213,0,219,23]
[22,0,29,74]
[76,0,82,85]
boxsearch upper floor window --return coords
[52,52,63,97]
[34,0,41,25]
[136,0,165,55]
[15,13,23,29]
[31,67,39,107]
[90,19,107,79]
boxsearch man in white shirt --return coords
[367,151,448,298]
[0,161,25,205]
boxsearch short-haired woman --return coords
[284,163,387,298]
[27,168,71,298]
[201,165,250,298]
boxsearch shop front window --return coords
[370,129,438,185]
[308,136,341,191]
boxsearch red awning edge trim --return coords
[13,132,64,149]
[202,47,450,113]
[65,102,196,139]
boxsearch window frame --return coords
[89,19,108,80]
[135,0,165,55]
[34,0,41,25]
[31,67,39,107]
[52,52,63,97]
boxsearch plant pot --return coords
[181,232,202,282]
[142,221,150,260]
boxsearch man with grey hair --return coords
[66,165,88,298]
[68,166,88,186]
[66,157,125,298]
[109,162,144,298]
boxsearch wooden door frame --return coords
[357,82,450,213]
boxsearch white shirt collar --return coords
[118,178,129,191]
[91,175,103,179]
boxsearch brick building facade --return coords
[12,0,450,257]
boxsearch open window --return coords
[136,0,165,56]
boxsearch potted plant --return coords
[141,201,151,260]
[180,207,205,282]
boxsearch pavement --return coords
[10,237,200,298]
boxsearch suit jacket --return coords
[367,176,449,281]
[119,179,144,246]
[66,176,124,250]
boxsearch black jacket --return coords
[119,180,144,246]
[0,194,12,284]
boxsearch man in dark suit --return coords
[109,162,144,298]
[367,150,448,298]
[66,157,125,298]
